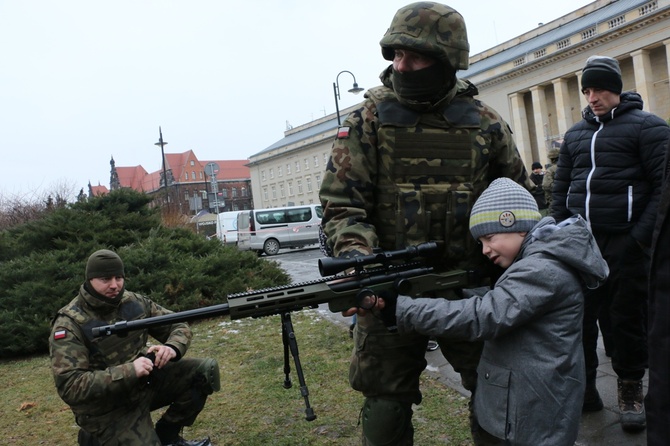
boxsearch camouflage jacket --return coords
[49,286,191,417]
[319,71,530,271]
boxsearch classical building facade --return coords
[247,0,670,208]
[464,0,670,167]
[246,105,358,209]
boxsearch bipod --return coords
[280,311,317,421]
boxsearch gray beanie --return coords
[86,249,125,280]
[581,55,622,94]
[469,178,541,240]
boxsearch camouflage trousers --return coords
[75,357,214,446]
[351,311,483,444]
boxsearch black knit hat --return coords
[581,55,622,94]
[86,249,125,280]
[531,162,543,170]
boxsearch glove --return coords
[378,289,398,333]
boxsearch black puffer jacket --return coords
[551,92,669,245]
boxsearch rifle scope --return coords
[318,242,438,277]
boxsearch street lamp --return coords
[333,70,364,126]
[154,127,169,209]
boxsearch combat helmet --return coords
[547,148,560,162]
[380,2,470,71]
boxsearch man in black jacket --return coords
[552,55,670,433]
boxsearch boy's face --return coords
[478,232,526,268]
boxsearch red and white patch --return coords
[53,330,67,340]
[337,126,351,139]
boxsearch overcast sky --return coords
[0,0,593,198]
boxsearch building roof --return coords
[89,184,109,196]
[460,0,651,79]
[116,165,150,191]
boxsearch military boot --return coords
[617,379,646,432]
[155,419,212,446]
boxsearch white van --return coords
[237,204,323,256]
[215,211,245,245]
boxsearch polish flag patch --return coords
[337,126,351,139]
[54,330,67,340]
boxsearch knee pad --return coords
[361,397,413,446]
[195,358,221,393]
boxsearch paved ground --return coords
[273,247,649,445]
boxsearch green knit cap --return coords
[86,249,125,280]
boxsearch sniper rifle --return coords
[91,242,473,421]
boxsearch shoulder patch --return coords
[337,127,350,139]
[53,330,67,340]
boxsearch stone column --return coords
[552,77,572,137]
[631,49,653,109]
[575,70,588,110]
[530,85,549,161]
[509,92,533,169]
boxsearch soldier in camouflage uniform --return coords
[49,250,219,446]
[318,3,531,445]
[542,148,560,208]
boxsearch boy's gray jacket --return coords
[395,216,609,445]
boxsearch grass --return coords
[0,311,473,445]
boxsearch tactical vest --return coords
[367,86,493,270]
[58,291,151,369]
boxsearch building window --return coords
[199,172,203,180]
[304,158,309,170]
[306,177,312,193]
[295,161,300,172]
[556,38,571,50]
[313,155,319,167]
[192,171,196,181]
[533,48,546,59]
[261,170,266,181]
[232,187,238,198]
[222,188,228,198]
[278,166,283,177]
[581,27,597,40]
[184,172,189,180]
[323,153,329,165]
[270,168,274,179]
[316,174,321,190]
[271,186,277,200]
[287,163,291,175]
[241,187,247,197]
[184,190,189,200]
[288,181,294,196]
[297,179,303,194]
[280,184,285,198]
[263,188,268,201]
[190,160,195,166]
[200,190,207,200]
[513,56,526,67]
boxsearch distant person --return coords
[372,178,608,445]
[49,249,219,446]
[646,139,670,445]
[529,161,547,214]
[552,55,670,432]
[542,148,559,209]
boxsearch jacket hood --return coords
[582,91,643,123]
[521,216,609,289]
